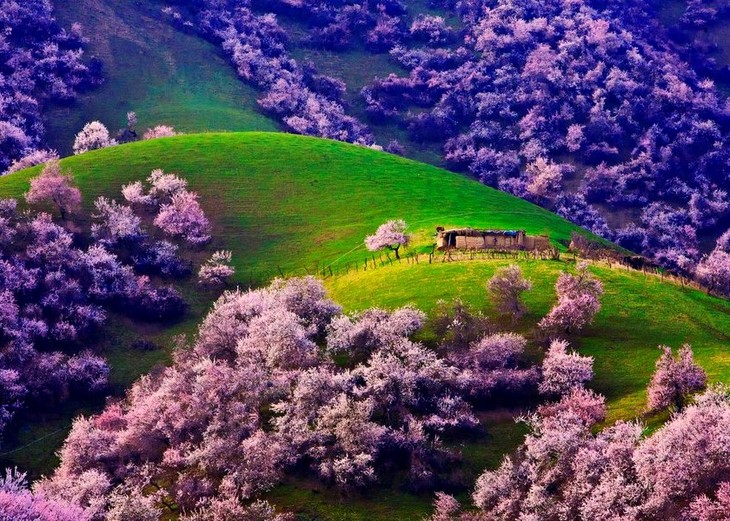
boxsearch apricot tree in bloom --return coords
[25,161,81,219]
[524,157,563,203]
[696,248,730,297]
[539,339,594,396]
[365,219,410,259]
[91,197,143,245]
[142,125,178,140]
[72,122,117,155]
[647,344,707,412]
[0,468,89,521]
[539,262,603,335]
[198,250,235,286]
[5,149,59,175]
[487,264,533,321]
[154,190,211,245]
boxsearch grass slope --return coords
[0,133,728,520]
[45,0,277,156]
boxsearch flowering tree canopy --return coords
[539,262,603,336]
[25,161,82,220]
[487,264,533,321]
[365,219,410,259]
[198,250,235,286]
[539,339,594,396]
[72,122,117,155]
[647,344,707,412]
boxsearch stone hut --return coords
[435,227,550,251]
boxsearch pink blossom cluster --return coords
[432,378,729,521]
[163,1,374,145]
[37,276,544,517]
[539,262,603,335]
[0,0,101,172]
[360,0,730,270]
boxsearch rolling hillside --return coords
[44,0,278,156]
[1,133,729,520]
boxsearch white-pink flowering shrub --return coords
[73,122,117,155]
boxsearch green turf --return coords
[44,0,277,157]
[1,133,729,519]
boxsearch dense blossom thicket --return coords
[36,276,546,518]
[0,468,90,521]
[431,383,730,521]
[0,0,101,172]
[425,339,722,521]
[360,0,730,271]
[0,164,218,444]
[160,0,730,271]
[25,263,729,520]
[163,0,374,144]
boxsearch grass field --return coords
[44,0,277,156]
[0,133,729,519]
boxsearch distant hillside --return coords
[44,0,277,156]
[0,133,591,276]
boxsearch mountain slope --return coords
[44,0,277,156]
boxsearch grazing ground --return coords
[0,133,729,520]
[44,0,277,156]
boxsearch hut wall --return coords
[524,235,550,250]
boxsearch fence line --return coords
[302,247,711,295]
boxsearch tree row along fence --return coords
[308,247,561,279]
[295,247,711,295]
[242,247,710,296]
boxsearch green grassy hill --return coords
[45,0,277,156]
[1,132,729,520]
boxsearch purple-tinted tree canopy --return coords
[0,0,101,172]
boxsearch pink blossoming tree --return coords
[365,219,410,259]
[487,264,533,321]
[25,161,81,220]
[647,344,707,412]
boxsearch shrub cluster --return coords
[0,163,220,445]
[35,277,543,518]
[0,0,101,172]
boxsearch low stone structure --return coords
[435,227,550,251]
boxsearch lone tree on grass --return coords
[647,344,707,412]
[365,219,410,260]
[488,264,533,321]
[25,160,81,220]
[539,261,603,336]
[199,250,235,286]
[72,121,116,155]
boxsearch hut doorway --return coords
[446,232,457,248]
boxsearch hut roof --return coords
[440,228,524,237]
